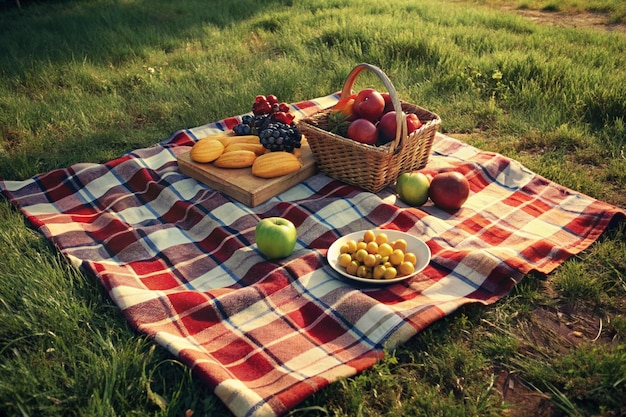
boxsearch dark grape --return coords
[232,123,251,135]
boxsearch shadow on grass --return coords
[0,0,300,178]
[0,0,290,73]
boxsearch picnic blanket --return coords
[1,93,624,417]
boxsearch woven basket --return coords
[298,63,441,193]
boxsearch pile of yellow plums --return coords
[336,230,418,280]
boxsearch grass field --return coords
[1,0,625,416]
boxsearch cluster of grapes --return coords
[232,115,267,136]
[232,95,303,152]
[258,121,302,152]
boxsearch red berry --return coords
[274,112,295,124]
[252,101,272,115]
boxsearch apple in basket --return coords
[255,217,297,260]
[378,111,424,144]
[381,92,393,114]
[406,113,423,133]
[347,118,378,145]
[352,88,385,122]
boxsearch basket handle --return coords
[340,63,407,153]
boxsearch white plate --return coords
[327,229,431,285]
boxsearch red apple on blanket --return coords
[255,217,297,260]
[429,171,470,211]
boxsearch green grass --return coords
[1,0,625,416]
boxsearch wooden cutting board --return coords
[177,139,317,207]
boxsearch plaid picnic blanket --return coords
[1,93,624,417]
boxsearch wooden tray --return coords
[177,140,317,207]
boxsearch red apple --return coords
[429,171,470,211]
[381,92,394,114]
[378,111,423,144]
[377,111,402,144]
[406,113,423,134]
[255,217,297,259]
[347,118,378,145]
[352,88,385,122]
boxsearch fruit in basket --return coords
[255,217,297,260]
[352,88,385,122]
[327,110,351,137]
[232,95,303,153]
[396,171,431,206]
[252,151,302,178]
[406,113,423,133]
[378,111,424,145]
[378,111,402,144]
[429,171,470,211]
[347,118,378,145]
[332,93,357,119]
[190,138,225,163]
[381,92,393,114]
[213,149,257,168]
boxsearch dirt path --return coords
[508,7,626,34]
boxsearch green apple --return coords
[255,217,297,260]
[396,171,430,206]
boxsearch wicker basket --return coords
[298,63,441,193]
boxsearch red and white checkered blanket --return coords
[1,94,624,417]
